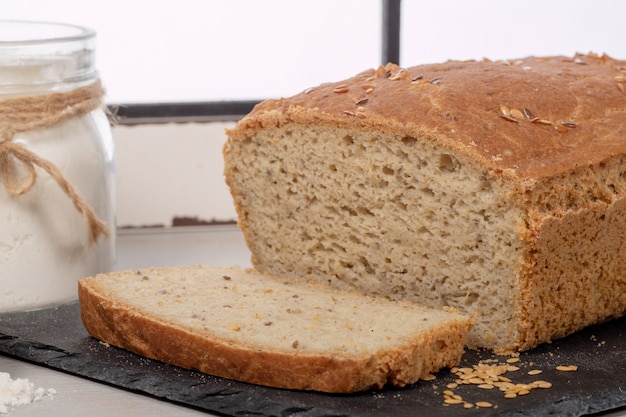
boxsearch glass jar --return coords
[0,20,115,312]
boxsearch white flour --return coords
[0,372,56,414]
[0,113,115,312]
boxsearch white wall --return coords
[4,1,625,104]
[401,0,626,65]
[3,0,381,103]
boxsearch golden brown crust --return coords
[228,53,626,181]
[78,273,471,393]
[518,197,626,349]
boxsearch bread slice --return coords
[78,265,472,393]
[223,53,626,353]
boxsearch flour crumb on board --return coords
[0,372,56,414]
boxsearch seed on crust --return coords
[500,115,518,123]
[389,69,406,81]
[500,104,511,116]
[557,120,577,128]
[615,75,626,83]
[522,107,535,120]
[510,108,524,120]
[333,85,349,93]
[355,97,369,105]
[554,124,568,133]
[429,77,442,85]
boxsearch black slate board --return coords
[0,303,625,417]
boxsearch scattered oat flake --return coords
[533,380,553,389]
[556,365,578,372]
[441,357,559,407]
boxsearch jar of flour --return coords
[0,20,115,312]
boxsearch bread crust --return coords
[228,53,626,182]
[78,268,472,393]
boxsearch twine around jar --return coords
[0,80,110,245]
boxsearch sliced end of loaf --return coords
[224,123,524,352]
[78,265,472,393]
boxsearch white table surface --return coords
[2,225,625,416]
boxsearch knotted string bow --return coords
[0,81,110,245]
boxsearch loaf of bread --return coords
[78,265,472,393]
[223,53,626,353]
